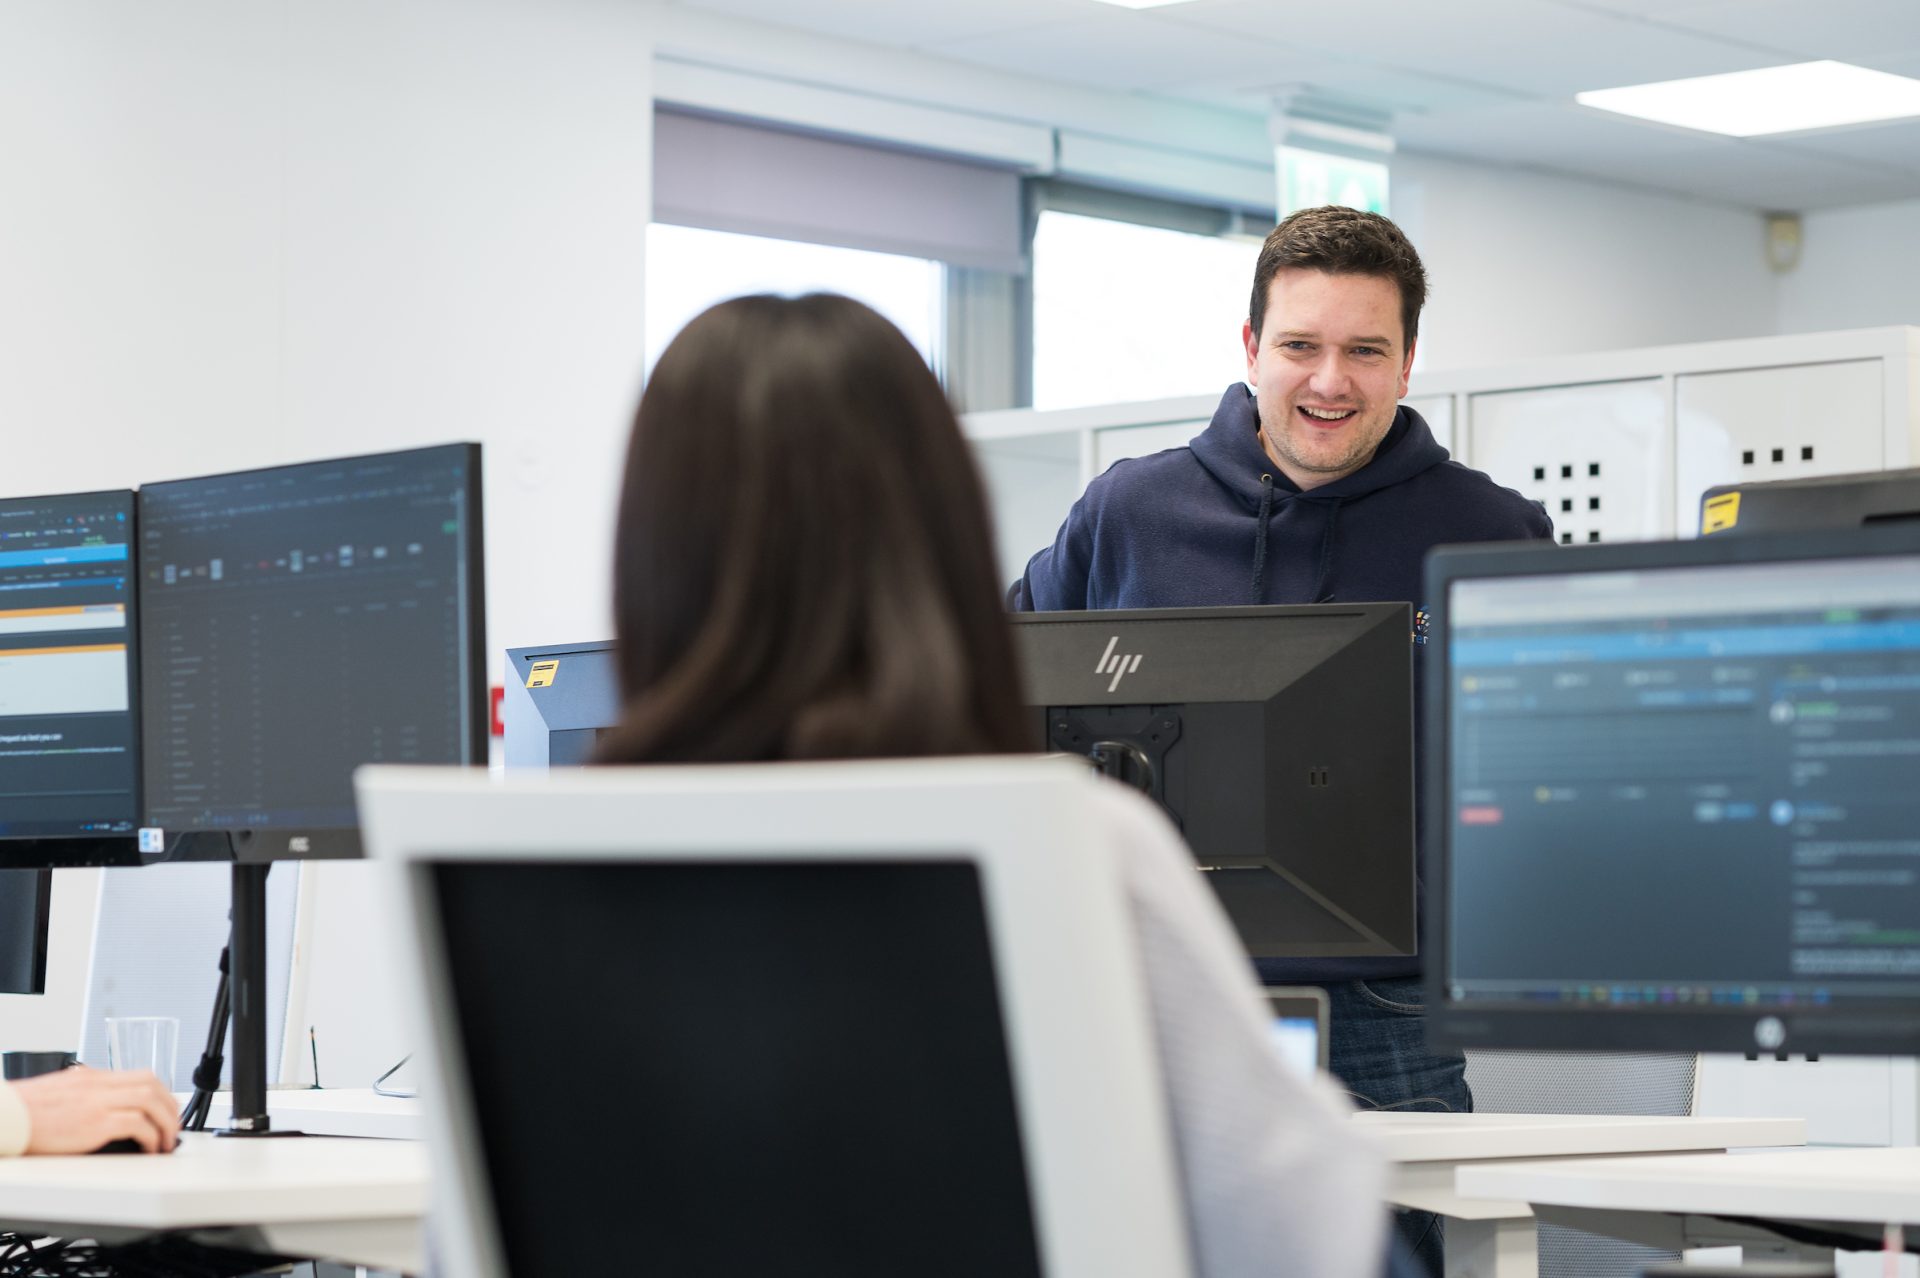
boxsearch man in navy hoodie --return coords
[1009,205,1551,1275]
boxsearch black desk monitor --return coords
[0,488,142,992]
[1701,467,1920,538]
[1011,605,1415,960]
[0,489,142,869]
[138,444,487,862]
[136,443,487,1131]
[1426,527,1920,1056]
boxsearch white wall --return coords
[0,0,654,1054]
[1394,152,1779,373]
[1775,198,1920,335]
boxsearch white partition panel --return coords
[974,433,1086,589]
[1467,379,1671,544]
[1093,419,1206,477]
[1404,393,1455,456]
[1674,360,1885,536]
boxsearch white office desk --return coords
[0,1133,427,1273]
[190,1088,425,1141]
[1456,1146,1920,1264]
[1353,1112,1807,1278]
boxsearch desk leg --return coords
[1446,1216,1538,1278]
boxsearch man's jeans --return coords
[1324,976,1472,1278]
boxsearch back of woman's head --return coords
[598,293,1028,764]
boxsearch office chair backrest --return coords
[358,757,1195,1278]
[80,861,302,1086]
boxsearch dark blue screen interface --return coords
[0,491,138,838]
[1447,555,1920,1013]
[138,447,477,834]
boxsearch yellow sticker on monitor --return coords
[526,660,559,689]
[1702,491,1741,535]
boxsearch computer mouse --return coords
[91,1137,172,1155]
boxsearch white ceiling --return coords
[664,0,1920,211]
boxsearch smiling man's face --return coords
[1242,268,1416,491]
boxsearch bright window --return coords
[644,223,944,375]
[1031,212,1261,411]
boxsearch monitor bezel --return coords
[0,487,145,869]
[1424,525,1920,1057]
[134,443,488,864]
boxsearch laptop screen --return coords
[430,858,1045,1278]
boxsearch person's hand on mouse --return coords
[12,1067,180,1154]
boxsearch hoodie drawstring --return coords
[1312,497,1345,603]
[1251,474,1273,600]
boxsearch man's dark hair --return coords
[1248,206,1428,350]
[597,292,1029,765]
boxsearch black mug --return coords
[2,1051,77,1081]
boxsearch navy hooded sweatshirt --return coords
[1010,383,1554,984]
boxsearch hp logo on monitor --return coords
[1095,636,1143,692]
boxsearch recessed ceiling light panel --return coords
[1087,0,1201,8]
[1577,61,1920,137]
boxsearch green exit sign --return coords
[1280,147,1390,216]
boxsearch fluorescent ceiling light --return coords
[1577,61,1920,137]
[1087,0,1200,8]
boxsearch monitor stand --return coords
[218,863,301,1138]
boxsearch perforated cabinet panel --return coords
[1675,360,1884,536]
[1468,380,1671,545]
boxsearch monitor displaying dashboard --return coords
[0,489,140,847]
[1426,527,1920,1056]
[136,444,485,860]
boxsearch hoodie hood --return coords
[1187,383,1451,513]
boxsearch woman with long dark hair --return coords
[599,293,1387,1277]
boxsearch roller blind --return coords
[653,109,1026,274]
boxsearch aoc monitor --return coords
[1010,604,1415,961]
[0,489,142,869]
[136,443,487,863]
[1426,525,1920,1057]
[1700,467,1920,538]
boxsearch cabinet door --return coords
[1093,420,1205,477]
[1468,379,1671,545]
[973,433,1085,588]
[1404,393,1455,457]
[1675,360,1884,536]
[1694,1053,1896,1147]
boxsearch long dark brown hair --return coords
[596,293,1028,764]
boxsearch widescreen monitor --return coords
[1011,604,1415,960]
[1701,467,1920,537]
[0,489,142,868]
[1426,526,1920,1056]
[137,444,487,862]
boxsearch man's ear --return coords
[1243,318,1260,384]
[1398,337,1417,399]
